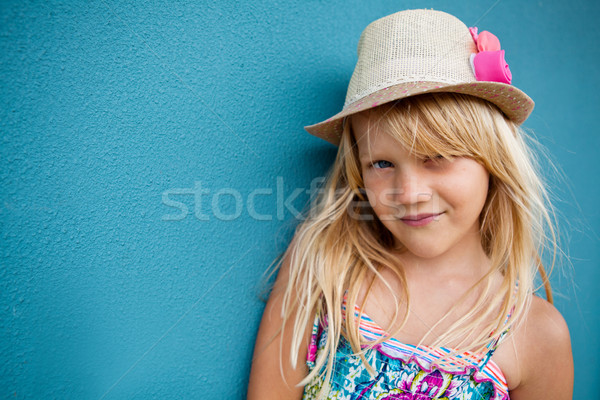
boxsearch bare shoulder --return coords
[519,295,571,350]
[509,294,574,399]
[247,238,310,400]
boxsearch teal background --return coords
[1,0,598,398]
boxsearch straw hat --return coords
[305,9,534,145]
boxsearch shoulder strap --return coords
[478,304,514,370]
[306,311,322,369]
[479,283,520,369]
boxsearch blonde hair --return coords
[275,93,556,396]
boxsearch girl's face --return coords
[352,114,490,260]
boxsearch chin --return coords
[395,241,449,259]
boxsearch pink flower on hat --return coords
[469,27,512,84]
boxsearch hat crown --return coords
[345,9,477,107]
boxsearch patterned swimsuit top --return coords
[303,297,512,400]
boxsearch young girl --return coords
[248,9,573,400]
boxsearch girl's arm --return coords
[509,295,574,400]
[247,243,310,400]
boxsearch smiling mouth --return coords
[400,213,442,227]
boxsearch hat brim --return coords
[304,81,534,146]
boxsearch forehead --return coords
[351,113,402,155]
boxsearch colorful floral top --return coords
[303,300,511,400]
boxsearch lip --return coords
[400,213,442,227]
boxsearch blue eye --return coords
[373,160,393,169]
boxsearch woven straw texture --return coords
[305,9,534,146]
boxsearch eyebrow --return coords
[358,153,380,163]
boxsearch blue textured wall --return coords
[1,1,598,398]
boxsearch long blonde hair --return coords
[275,93,556,395]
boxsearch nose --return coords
[391,168,432,205]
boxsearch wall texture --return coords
[1,0,598,398]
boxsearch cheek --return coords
[451,170,489,215]
[471,168,490,206]
[365,186,381,213]
[362,174,377,205]
[363,177,390,212]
